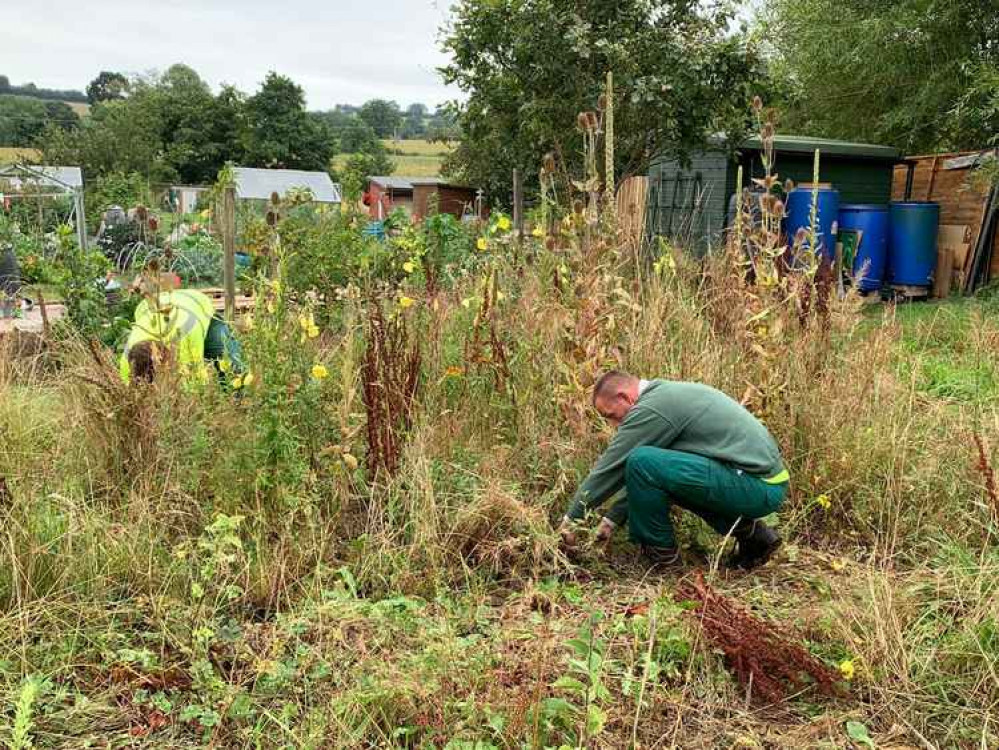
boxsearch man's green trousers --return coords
[624,447,788,548]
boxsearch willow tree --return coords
[761,0,999,153]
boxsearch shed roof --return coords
[740,135,900,161]
[410,177,474,190]
[369,176,417,191]
[0,164,83,190]
[233,167,341,203]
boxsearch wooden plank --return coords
[221,186,236,320]
[933,247,953,298]
[939,224,971,271]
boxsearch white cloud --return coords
[0,0,457,108]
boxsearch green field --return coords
[332,139,453,178]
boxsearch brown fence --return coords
[615,176,649,256]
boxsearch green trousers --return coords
[204,316,244,375]
[624,447,788,548]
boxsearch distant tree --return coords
[402,103,428,139]
[427,103,459,142]
[243,72,332,171]
[0,95,79,147]
[0,75,9,91]
[86,71,129,104]
[762,0,999,153]
[358,99,402,138]
[338,116,381,153]
[341,150,395,181]
[440,0,767,201]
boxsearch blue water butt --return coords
[888,202,940,287]
[839,204,889,292]
[786,185,840,260]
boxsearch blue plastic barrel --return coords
[839,204,889,292]
[888,202,939,287]
[786,185,840,260]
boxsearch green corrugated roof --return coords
[740,135,900,160]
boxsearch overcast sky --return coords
[2,0,458,109]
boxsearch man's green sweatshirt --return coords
[565,380,785,525]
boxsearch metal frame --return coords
[0,163,88,250]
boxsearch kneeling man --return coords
[561,372,788,569]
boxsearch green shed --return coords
[647,135,902,254]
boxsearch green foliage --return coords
[0,94,79,147]
[440,0,767,200]
[359,99,403,138]
[0,74,87,103]
[85,71,129,104]
[86,171,151,225]
[342,149,395,182]
[242,72,332,172]
[761,0,999,152]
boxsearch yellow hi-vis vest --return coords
[119,289,215,383]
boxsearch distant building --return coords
[366,176,417,219]
[365,176,484,222]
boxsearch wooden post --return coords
[221,186,236,320]
[512,168,524,238]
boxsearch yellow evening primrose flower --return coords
[816,494,831,510]
[232,376,244,390]
[496,215,511,231]
[839,659,855,680]
[243,372,255,387]
[307,324,320,339]
[311,364,329,380]
[398,296,415,309]
[219,358,232,374]
[532,225,545,238]
[402,260,416,274]
[476,237,488,251]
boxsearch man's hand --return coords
[595,517,616,544]
[558,517,578,549]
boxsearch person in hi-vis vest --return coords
[119,289,242,384]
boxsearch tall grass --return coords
[0,109,997,747]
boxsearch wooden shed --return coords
[647,135,901,254]
[892,150,999,293]
[411,179,483,222]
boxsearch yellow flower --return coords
[219,358,232,374]
[307,324,320,339]
[532,225,545,238]
[816,494,831,510]
[402,260,416,274]
[311,364,329,380]
[243,372,255,387]
[398,296,415,309]
[830,558,846,572]
[839,659,855,680]
[232,376,244,390]
[461,297,474,309]
[476,237,488,251]
[496,215,511,232]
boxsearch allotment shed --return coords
[647,135,901,253]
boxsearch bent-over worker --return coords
[120,288,242,383]
[560,371,788,570]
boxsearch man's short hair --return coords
[128,341,165,383]
[592,370,636,405]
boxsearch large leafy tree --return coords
[761,0,999,153]
[86,71,129,104]
[243,72,333,171]
[440,0,766,201]
[358,99,402,138]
